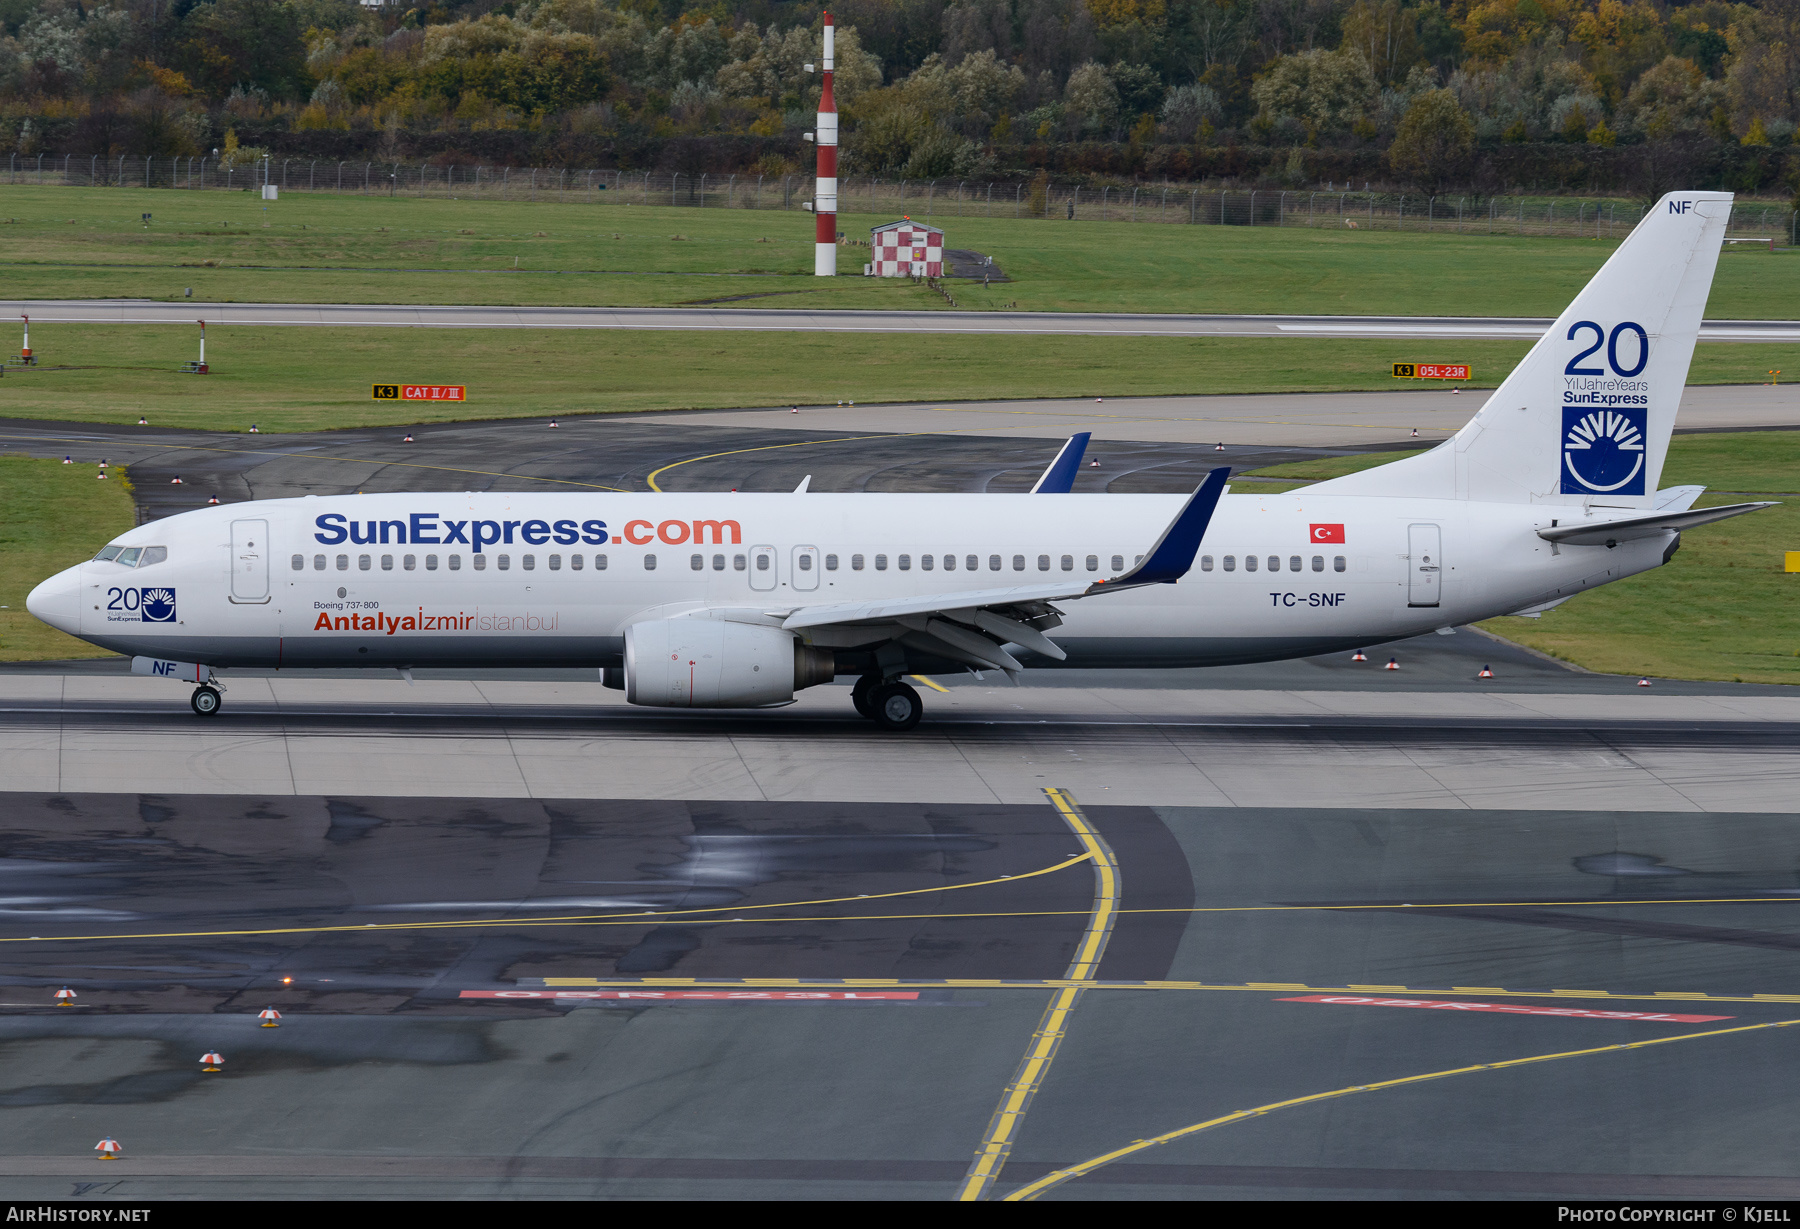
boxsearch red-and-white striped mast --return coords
[813,12,837,276]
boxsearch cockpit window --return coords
[93,545,167,567]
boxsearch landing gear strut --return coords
[868,681,922,732]
[190,686,222,717]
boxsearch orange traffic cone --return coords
[200,1051,224,1072]
[257,1007,281,1027]
[1215,442,1225,451]
[207,495,219,505]
[1410,428,1419,438]
[170,475,182,484]
[95,1138,121,1160]
[138,417,147,425]
[1478,665,1493,679]
[54,987,75,1006]
[1351,650,1367,662]
[402,434,414,443]
[1638,677,1652,688]
[548,420,558,428]
[1385,657,1399,670]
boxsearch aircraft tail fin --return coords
[1304,191,1731,508]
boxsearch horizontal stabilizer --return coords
[1537,501,1776,545]
[1030,433,1092,494]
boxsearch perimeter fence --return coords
[8,153,1798,242]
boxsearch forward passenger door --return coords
[791,545,819,591]
[749,545,777,591]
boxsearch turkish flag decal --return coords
[1310,524,1346,543]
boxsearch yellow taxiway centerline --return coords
[1001,1017,1800,1200]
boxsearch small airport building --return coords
[866,219,944,277]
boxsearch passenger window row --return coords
[294,553,613,573]
[840,553,1143,573]
[1197,555,1347,573]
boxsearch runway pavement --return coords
[8,298,1800,341]
[1,782,1799,1199]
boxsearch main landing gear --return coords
[852,675,923,732]
[190,685,222,717]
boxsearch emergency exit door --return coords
[230,518,270,603]
[748,545,777,591]
[1407,523,1441,608]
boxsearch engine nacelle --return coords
[624,618,835,708]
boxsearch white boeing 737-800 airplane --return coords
[26,191,1776,730]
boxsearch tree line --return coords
[1,0,1794,195]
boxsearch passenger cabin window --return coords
[875,554,888,571]
[1334,555,1347,572]
[381,555,394,571]
[548,554,561,570]
[448,555,461,570]
[1112,555,1124,572]
[898,554,912,571]
[1037,555,1050,571]
[336,555,349,571]
[1311,556,1324,572]
[1200,555,1213,572]
[404,555,417,571]
[1060,555,1073,571]
[756,554,770,571]
[1289,556,1302,572]
[967,555,979,571]
[852,554,865,571]
[713,555,726,571]
[1267,556,1279,572]
[798,554,813,571]
[426,555,438,571]
[473,555,487,571]
[1012,555,1025,571]
[731,554,744,571]
[691,554,704,570]
[522,555,535,571]
[918,554,931,571]
[1246,555,1259,572]
[359,555,371,571]
[644,554,657,570]
[570,554,583,571]
[291,555,304,571]
[497,555,510,571]
[1085,555,1098,571]
[596,554,607,570]
[1223,555,1236,571]
[941,555,953,571]
[314,555,326,570]
[826,554,839,571]
[989,555,1001,571]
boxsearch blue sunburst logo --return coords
[140,588,177,622]
[1561,407,1647,495]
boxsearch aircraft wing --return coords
[776,468,1230,673]
[1538,501,1777,546]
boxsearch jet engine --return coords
[624,618,836,708]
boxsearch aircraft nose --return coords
[26,566,82,636]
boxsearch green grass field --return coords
[3,185,1798,318]
[0,324,1794,432]
[0,456,137,661]
[1244,433,1799,685]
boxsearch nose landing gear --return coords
[190,685,222,717]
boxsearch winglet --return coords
[1092,466,1230,589]
[1030,433,1092,494]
